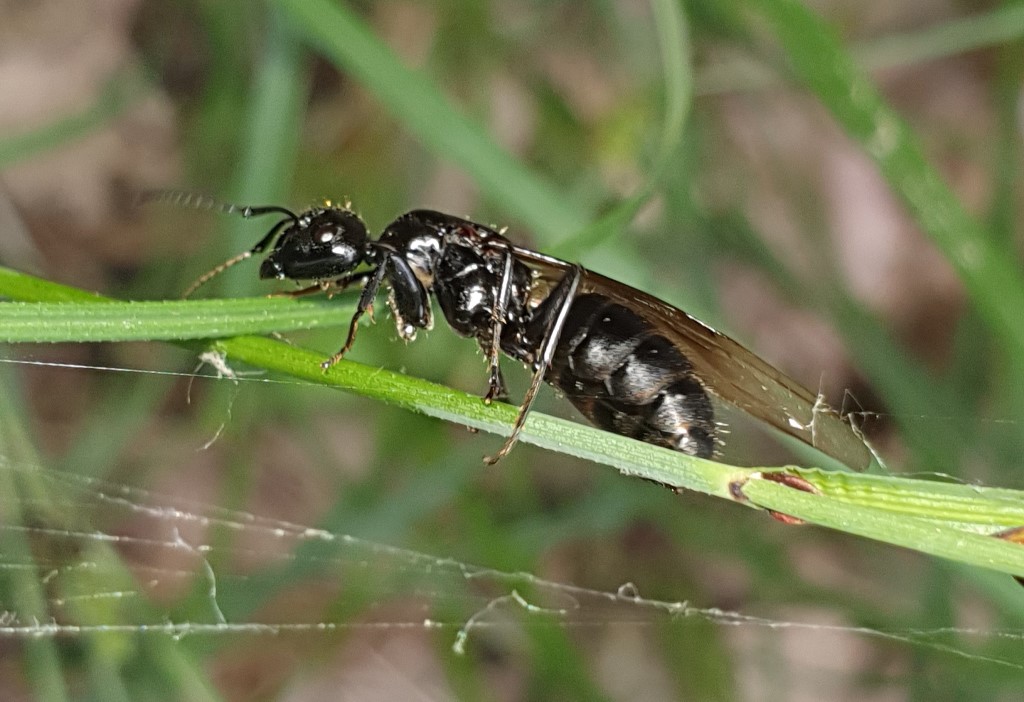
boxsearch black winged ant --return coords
[146,191,871,470]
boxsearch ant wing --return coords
[513,247,873,472]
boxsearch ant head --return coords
[259,206,371,281]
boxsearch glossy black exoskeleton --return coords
[149,191,871,470]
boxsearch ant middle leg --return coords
[484,265,582,465]
[482,246,515,405]
[480,344,510,404]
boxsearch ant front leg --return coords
[321,264,389,370]
[321,255,431,371]
[383,253,432,340]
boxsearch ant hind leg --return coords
[481,346,510,404]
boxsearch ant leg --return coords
[480,342,510,403]
[321,263,389,370]
[269,271,375,299]
[269,281,331,298]
[483,247,515,404]
[484,265,582,465]
[382,254,431,338]
[327,270,374,297]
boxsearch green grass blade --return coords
[743,0,1024,357]
[650,0,692,183]
[270,0,591,242]
[0,298,354,343]
[698,6,1024,95]
[221,11,311,297]
[856,5,1024,72]
[0,267,106,303]
[760,468,1024,530]
[0,267,355,342]
[740,475,1024,577]
[0,369,70,702]
[3,266,1024,579]
[551,0,693,255]
[216,334,750,496]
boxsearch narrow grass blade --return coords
[271,0,590,241]
[743,0,1024,357]
[2,266,1024,578]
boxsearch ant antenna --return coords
[140,189,300,297]
[139,189,299,222]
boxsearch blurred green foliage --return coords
[2,0,1024,700]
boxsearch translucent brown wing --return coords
[514,247,872,471]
